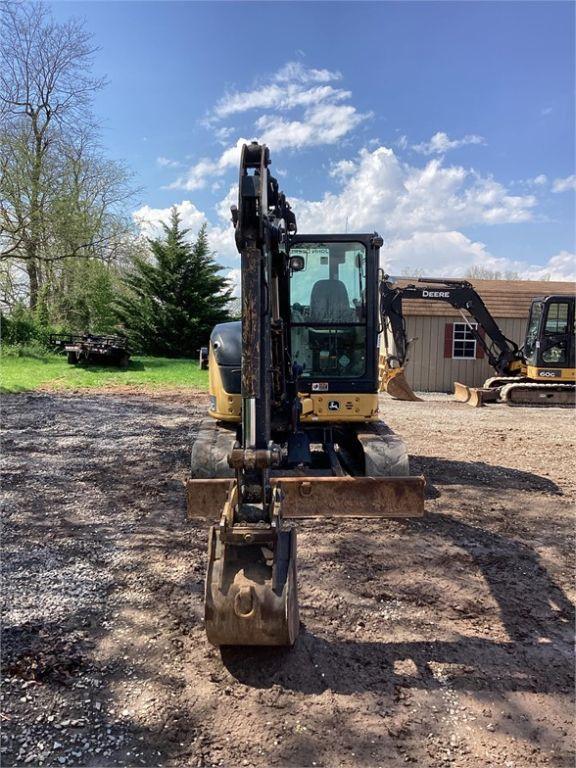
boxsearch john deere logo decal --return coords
[328,400,340,411]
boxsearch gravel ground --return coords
[1,391,574,768]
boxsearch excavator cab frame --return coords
[288,234,381,395]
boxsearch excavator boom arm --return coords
[380,277,522,376]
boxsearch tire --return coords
[67,351,78,365]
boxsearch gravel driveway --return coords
[1,391,574,767]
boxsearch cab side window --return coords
[544,302,569,334]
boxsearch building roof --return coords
[394,278,575,318]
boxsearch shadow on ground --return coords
[411,455,562,494]
[222,512,574,698]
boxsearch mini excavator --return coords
[187,143,425,647]
[379,276,575,407]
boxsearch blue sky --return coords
[52,1,575,281]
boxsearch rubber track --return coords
[483,376,529,389]
[354,421,411,477]
[190,418,236,478]
[500,382,575,408]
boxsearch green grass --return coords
[0,350,209,393]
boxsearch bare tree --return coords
[465,265,521,280]
[400,266,426,278]
[0,1,135,313]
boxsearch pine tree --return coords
[115,209,232,356]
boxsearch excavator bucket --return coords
[381,366,422,402]
[454,381,500,407]
[205,524,299,646]
[453,381,472,404]
[198,483,299,646]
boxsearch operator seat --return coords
[309,279,352,322]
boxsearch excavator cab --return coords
[288,237,377,391]
[523,296,575,375]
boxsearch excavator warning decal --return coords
[312,382,329,391]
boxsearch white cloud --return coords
[224,268,242,297]
[412,131,485,155]
[213,83,349,120]
[255,103,369,151]
[143,63,570,286]
[209,62,343,122]
[273,61,341,84]
[168,137,251,191]
[382,232,576,282]
[156,156,181,169]
[133,200,207,239]
[134,139,573,293]
[552,175,576,193]
[214,125,234,144]
[382,231,489,276]
[292,146,535,236]
[395,135,408,150]
[172,62,367,191]
[329,159,357,179]
[133,198,574,292]
[171,97,369,190]
[133,200,239,267]
[521,250,575,281]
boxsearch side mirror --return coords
[289,254,305,272]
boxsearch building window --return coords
[452,322,477,358]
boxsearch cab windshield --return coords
[524,301,543,361]
[289,242,367,378]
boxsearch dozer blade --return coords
[382,368,422,402]
[187,475,425,520]
[453,381,472,403]
[454,382,500,407]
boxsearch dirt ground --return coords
[1,391,574,768]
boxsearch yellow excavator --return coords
[379,276,575,407]
[186,143,424,646]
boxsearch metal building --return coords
[396,278,575,393]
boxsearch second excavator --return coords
[187,143,424,647]
[379,276,575,407]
